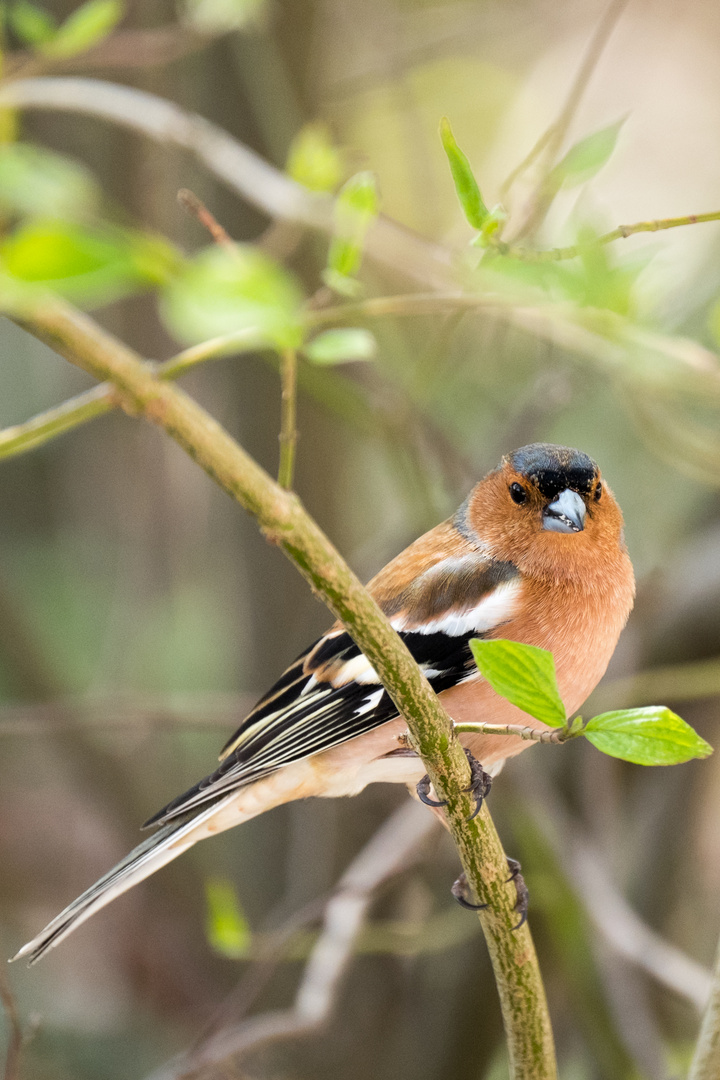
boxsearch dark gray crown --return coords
[508,443,597,499]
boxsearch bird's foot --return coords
[451,859,529,927]
[506,857,529,929]
[416,748,492,814]
[463,749,492,820]
[416,772,447,808]
[451,871,488,911]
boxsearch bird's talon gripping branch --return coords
[451,871,488,911]
[463,748,492,820]
[506,857,529,929]
[416,772,448,808]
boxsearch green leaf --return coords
[550,118,626,190]
[0,142,100,220]
[286,122,344,193]
[469,639,567,727]
[204,879,252,959]
[8,1,57,46]
[304,328,376,365]
[43,0,123,58]
[0,220,164,305]
[439,116,489,230]
[583,707,713,765]
[326,171,379,285]
[161,244,304,349]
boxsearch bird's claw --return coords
[463,748,492,820]
[416,772,447,808]
[416,749,491,816]
[506,857,529,929]
[451,859,529,926]
[451,871,488,911]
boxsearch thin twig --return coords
[453,721,571,743]
[145,801,438,1080]
[177,188,237,251]
[0,969,23,1080]
[0,78,454,289]
[508,0,630,239]
[493,210,720,262]
[0,384,114,461]
[278,348,298,489]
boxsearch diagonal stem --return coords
[278,347,298,489]
[10,296,557,1080]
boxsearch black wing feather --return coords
[144,627,479,828]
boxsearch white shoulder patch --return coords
[392,577,523,637]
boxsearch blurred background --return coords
[1,0,720,1077]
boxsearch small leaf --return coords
[0,142,100,220]
[326,171,379,285]
[439,116,489,230]
[43,0,123,59]
[583,707,713,766]
[9,1,57,47]
[0,219,161,305]
[161,244,304,349]
[550,118,626,190]
[469,639,566,727]
[205,879,252,959]
[286,122,344,193]
[305,328,376,365]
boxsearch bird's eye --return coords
[594,482,602,502]
[509,483,527,505]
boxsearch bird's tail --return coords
[11,792,239,966]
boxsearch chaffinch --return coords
[14,443,635,963]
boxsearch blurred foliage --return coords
[286,121,345,193]
[8,0,124,56]
[0,0,720,1078]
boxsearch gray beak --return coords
[542,488,586,533]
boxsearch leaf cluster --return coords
[470,639,712,766]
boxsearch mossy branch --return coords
[10,296,556,1080]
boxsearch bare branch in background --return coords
[506,0,630,239]
[0,693,258,736]
[0,78,454,289]
[515,769,713,1012]
[145,800,439,1080]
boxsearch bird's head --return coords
[463,443,628,581]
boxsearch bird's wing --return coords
[145,534,522,828]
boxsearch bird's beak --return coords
[542,489,586,533]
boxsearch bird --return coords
[13,442,635,964]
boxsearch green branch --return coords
[277,347,298,489]
[10,296,556,1080]
[454,722,572,744]
[0,383,114,460]
[493,211,720,262]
